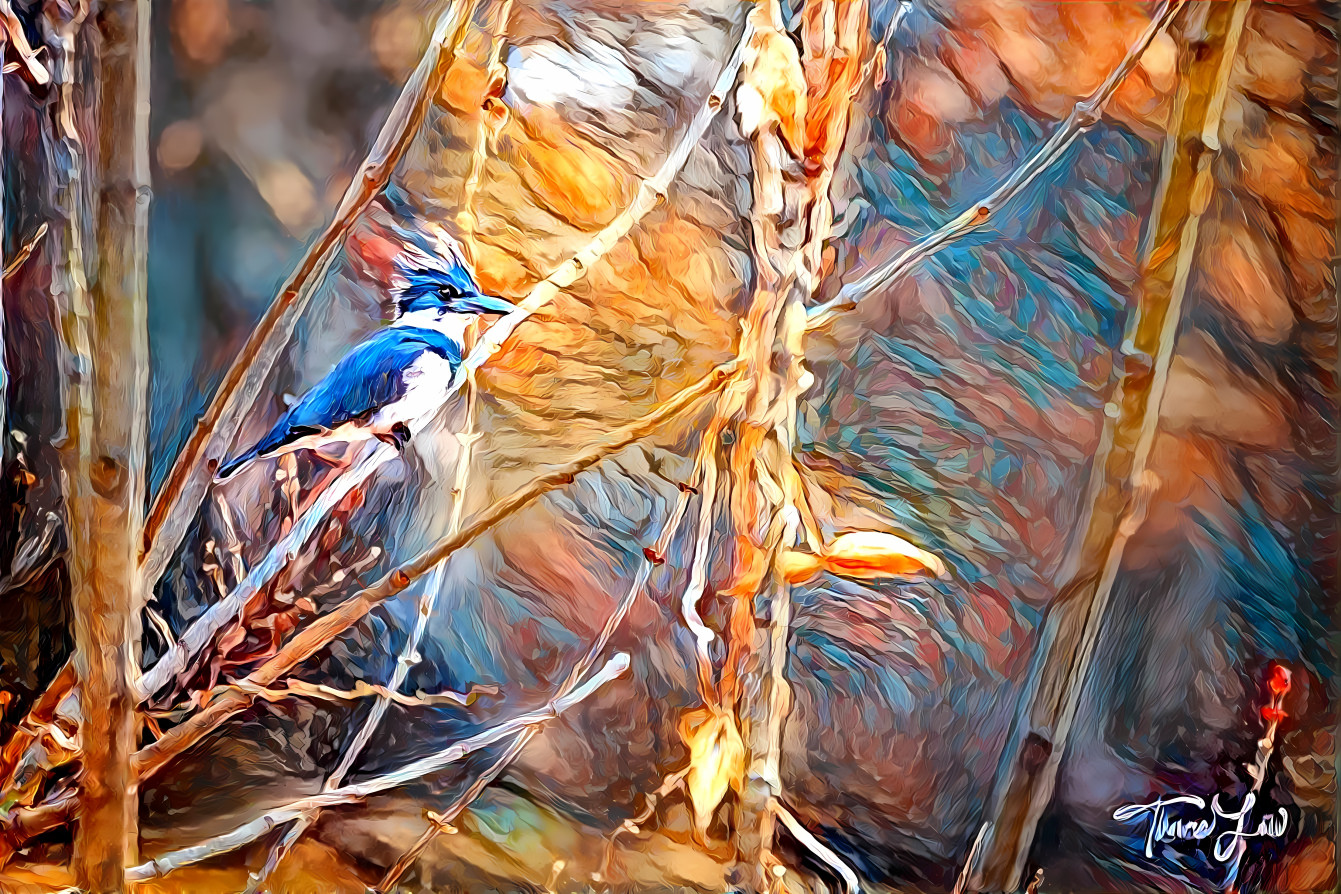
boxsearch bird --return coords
[215,240,519,483]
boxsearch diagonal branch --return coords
[962,2,1250,889]
[138,0,481,587]
[805,0,1188,329]
[450,14,753,387]
[2,351,728,852]
[124,653,631,881]
[2,223,49,281]
[129,360,738,786]
[376,419,717,891]
[770,800,860,894]
[245,7,519,885]
[130,16,753,711]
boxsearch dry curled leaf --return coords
[677,706,745,839]
[736,7,807,157]
[781,530,946,584]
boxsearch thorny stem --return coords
[805,0,1188,328]
[729,0,868,887]
[139,0,482,587]
[245,10,517,887]
[124,654,631,881]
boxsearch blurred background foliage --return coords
[0,0,1334,889]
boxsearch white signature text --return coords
[1113,792,1288,867]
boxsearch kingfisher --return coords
[215,241,519,483]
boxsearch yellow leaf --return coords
[778,550,824,584]
[737,9,807,157]
[678,707,746,839]
[823,530,946,579]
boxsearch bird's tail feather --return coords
[214,448,258,483]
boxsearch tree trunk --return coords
[57,1,151,889]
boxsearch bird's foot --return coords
[376,422,412,455]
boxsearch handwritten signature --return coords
[1113,791,1288,873]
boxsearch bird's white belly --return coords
[371,351,456,431]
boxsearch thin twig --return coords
[222,677,489,708]
[124,654,631,882]
[450,14,754,389]
[769,799,860,894]
[599,765,691,882]
[374,724,533,891]
[139,0,482,588]
[129,361,737,787]
[2,222,49,281]
[0,0,49,86]
[130,15,752,714]
[377,433,712,890]
[679,403,724,702]
[805,0,1188,328]
[964,3,1248,889]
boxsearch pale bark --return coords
[964,3,1252,889]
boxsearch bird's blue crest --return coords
[393,241,482,314]
[391,239,520,317]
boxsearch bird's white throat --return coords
[394,308,475,345]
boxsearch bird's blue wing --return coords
[251,327,460,457]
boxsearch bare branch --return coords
[139,0,482,587]
[124,654,631,882]
[44,2,142,887]
[131,15,753,713]
[0,0,49,86]
[374,727,534,892]
[377,427,714,890]
[805,0,1188,328]
[129,361,738,786]
[963,3,1251,889]
[769,799,860,894]
[61,0,156,883]
[2,223,49,281]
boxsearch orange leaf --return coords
[821,530,945,580]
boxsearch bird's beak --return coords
[466,293,522,315]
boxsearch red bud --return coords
[1268,664,1292,695]
[1261,705,1288,725]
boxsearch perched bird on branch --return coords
[215,241,517,482]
